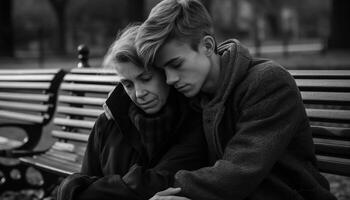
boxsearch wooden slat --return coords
[54,118,94,129]
[301,91,350,104]
[57,106,103,117]
[20,155,80,176]
[0,75,55,81]
[70,68,116,74]
[314,138,350,157]
[306,108,350,122]
[0,82,50,90]
[296,79,350,90]
[311,126,350,139]
[0,92,50,102]
[0,110,44,123]
[317,155,350,176]
[58,95,105,106]
[60,83,114,93]
[64,74,118,83]
[290,70,350,78]
[0,100,49,112]
[51,130,89,142]
[0,69,60,75]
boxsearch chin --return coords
[143,106,161,114]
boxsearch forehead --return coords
[155,39,192,67]
[114,62,145,79]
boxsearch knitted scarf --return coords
[128,93,179,164]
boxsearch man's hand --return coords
[149,188,191,200]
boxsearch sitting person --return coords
[56,24,207,200]
[136,0,336,199]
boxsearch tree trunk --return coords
[328,0,350,49]
[0,0,14,57]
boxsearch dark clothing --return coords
[174,39,336,200]
[57,85,207,200]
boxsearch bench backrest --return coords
[290,70,350,176]
[48,68,117,175]
[0,69,65,125]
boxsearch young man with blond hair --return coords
[136,0,336,199]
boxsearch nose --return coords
[165,68,179,85]
[135,84,147,99]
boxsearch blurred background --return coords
[0,0,350,199]
[0,0,349,69]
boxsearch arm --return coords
[59,114,207,200]
[174,66,307,200]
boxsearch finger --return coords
[155,187,181,196]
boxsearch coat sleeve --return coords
[174,66,308,200]
[58,114,207,200]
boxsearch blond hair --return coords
[136,0,213,68]
[103,24,144,71]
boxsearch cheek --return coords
[125,89,136,102]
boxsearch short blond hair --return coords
[136,0,213,68]
[103,24,144,71]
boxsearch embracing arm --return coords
[174,66,307,200]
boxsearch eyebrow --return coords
[162,57,180,68]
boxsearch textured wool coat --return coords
[57,85,207,200]
[174,40,336,200]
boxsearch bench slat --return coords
[317,155,350,176]
[311,126,350,139]
[296,79,350,90]
[0,92,50,102]
[60,83,114,93]
[51,130,89,142]
[0,82,51,90]
[0,100,49,112]
[306,108,350,122]
[0,69,60,75]
[57,106,103,117]
[70,68,116,74]
[314,138,350,157]
[20,155,80,177]
[64,74,118,83]
[0,110,44,123]
[58,95,105,106]
[290,70,350,78]
[54,118,94,129]
[0,75,55,81]
[301,91,350,104]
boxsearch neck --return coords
[202,53,221,96]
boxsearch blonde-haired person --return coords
[136,0,336,200]
[57,24,207,200]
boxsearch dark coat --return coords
[57,85,207,200]
[174,40,336,200]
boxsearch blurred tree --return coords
[328,0,350,49]
[0,0,14,57]
[48,0,69,55]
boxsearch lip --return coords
[175,84,190,92]
[138,99,158,109]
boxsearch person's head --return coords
[136,0,218,97]
[103,24,170,114]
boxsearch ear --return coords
[202,35,216,56]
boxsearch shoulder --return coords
[92,113,120,139]
[242,59,297,93]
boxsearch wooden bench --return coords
[21,70,350,179]
[20,68,117,178]
[0,69,65,192]
[290,70,350,177]
[0,69,65,153]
